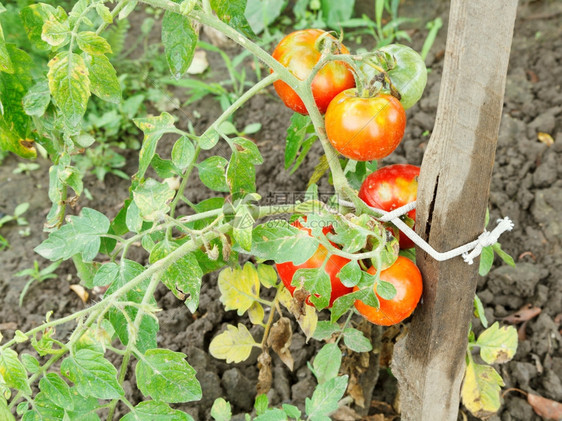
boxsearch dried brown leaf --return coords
[256,351,272,396]
[527,393,562,420]
[267,317,294,371]
[347,373,366,408]
[502,304,541,324]
[70,284,89,304]
[331,405,362,420]
[537,132,554,146]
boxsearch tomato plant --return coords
[324,89,407,161]
[359,164,420,249]
[271,29,356,114]
[354,256,423,326]
[275,220,353,307]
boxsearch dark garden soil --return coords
[1,1,561,420]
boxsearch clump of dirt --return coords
[1,1,561,420]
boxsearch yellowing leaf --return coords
[209,323,258,363]
[278,287,318,341]
[247,302,265,325]
[476,322,518,364]
[257,264,278,288]
[218,263,260,316]
[461,358,504,418]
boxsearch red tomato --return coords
[271,29,355,115]
[325,90,406,161]
[358,164,420,249]
[275,220,352,307]
[354,256,422,326]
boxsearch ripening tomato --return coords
[275,220,352,307]
[358,164,420,249]
[325,90,406,161]
[354,256,422,326]
[271,29,355,115]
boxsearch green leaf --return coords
[47,52,90,127]
[312,321,340,341]
[35,208,110,262]
[209,323,258,363]
[293,267,331,310]
[93,262,120,287]
[282,404,301,419]
[66,387,102,420]
[478,245,494,276]
[210,0,255,37]
[119,0,138,19]
[285,112,314,170]
[321,0,355,29]
[241,221,318,265]
[58,165,83,196]
[25,391,64,420]
[476,322,518,364]
[245,0,287,34]
[136,349,202,403]
[473,294,488,328]
[461,358,504,419]
[105,260,159,353]
[227,148,258,198]
[41,15,70,46]
[121,401,194,421]
[311,343,341,384]
[133,178,175,221]
[210,398,232,421]
[197,156,229,192]
[257,264,277,288]
[149,241,203,312]
[338,261,362,288]
[151,154,179,179]
[20,353,41,374]
[39,373,74,411]
[342,328,372,352]
[305,375,348,418]
[492,243,515,267]
[171,136,196,171]
[77,31,112,55]
[254,409,287,421]
[96,4,112,23]
[0,349,31,394]
[254,394,268,415]
[126,201,143,233]
[134,112,176,180]
[376,280,397,300]
[23,80,50,116]
[61,349,123,400]
[232,137,263,164]
[233,204,254,251]
[83,53,121,104]
[0,38,13,74]
[162,9,198,79]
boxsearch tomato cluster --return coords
[272,30,427,326]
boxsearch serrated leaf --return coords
[209,323,258,363]
[136,349,201,403]
[210,398,232,421]
[77,31,112,55]
[96,4,112,23]
[218,263,260,315]
[47,52,90,127]
[39,373,74,411]
[342,328,372,352]
[242,221,318,265]
[0,349,31,394]
[162,9,197,79]
[61,349,123,400]
[83,53,121,104]
[134,112,176,180]
[149,241,203,312]
[312,343,342,384]
[41,16,70,46]
[133,178,175,221]
[171,136,195,171]
[461,358,504,418]
[20,353,40,374]
[20,3,59,51]
[305,375,348,418]
[197,156,229,192]
[476,322,517,364]
[121,401,193,421]
[23,80,50,116]
[338,261,362,288]
[104,260,158,353]
[282,404,301,419]
[210,0,254,37]
[26,391,64,420]
[376,280,397,300]
[35,208,109,262]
